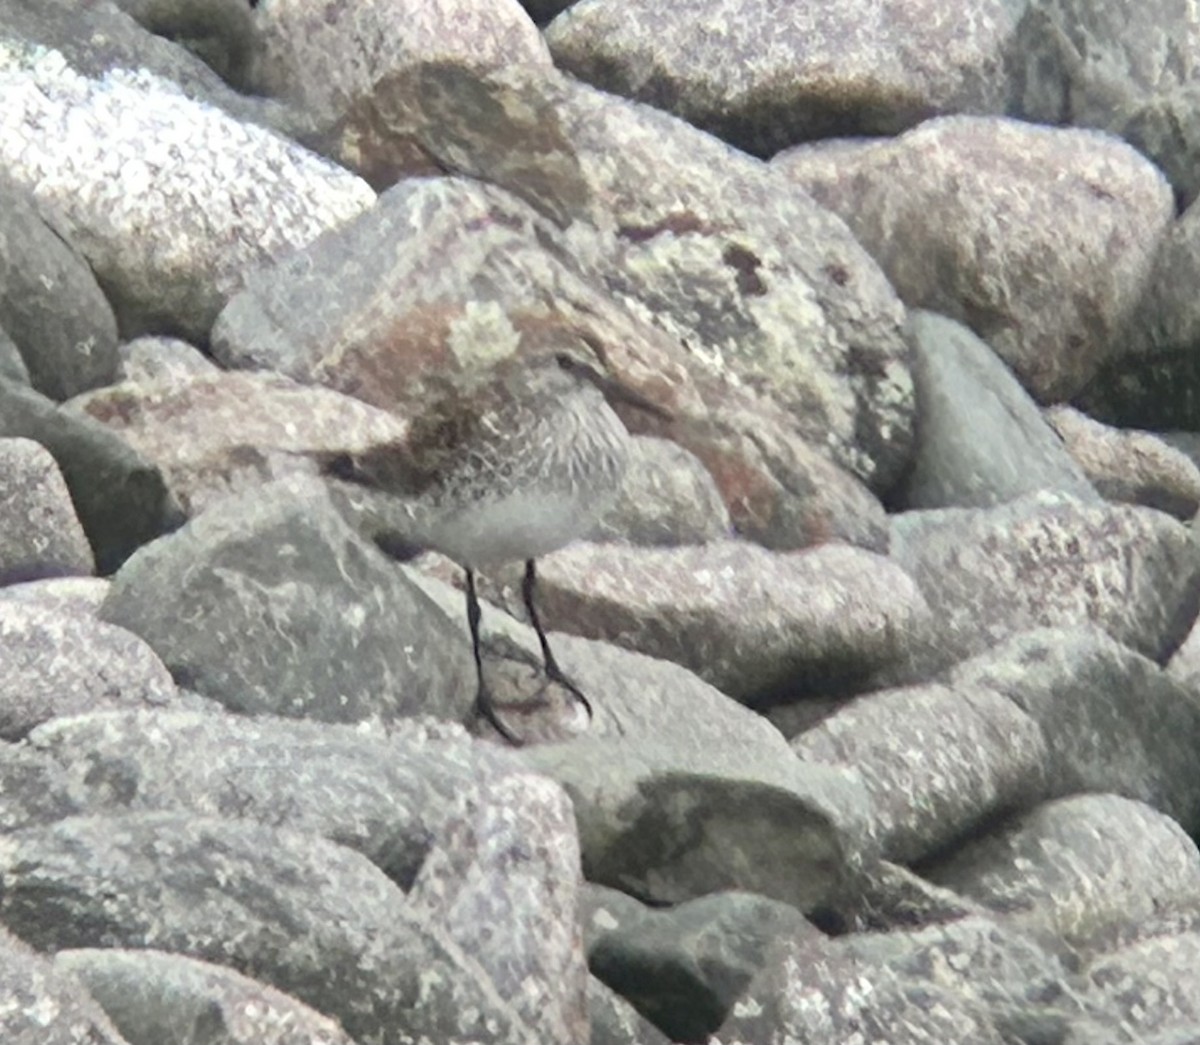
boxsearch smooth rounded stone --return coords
[1045,404,1200,519]
[99,476,475,725]
[896,311,1097,510]
[116,335,219,386]
[522,736,875,914]
[0,51,373,340]
[54,947,356,1045]
[923,794,1200,964]
[0,813,543,1045]
[1075,929,1200,1044]
[0,437,94,583]
[834,915,1077,1040]
[546,0,1015,155]
[589,435,730,545]
[1085,201,1200,430]
[888,492,1200,673]
[28,708,525,889]
[0,380,181,573]
[0,575,111,614]
[0,176,119,399]
[0,323,31,384]
[67,368,409,516]
[792,683,1049,864]
[1009,0,1200,209]
[949,628,1200,833]
[777,116,1173,404]
[588,975,673,1045]
[715,931,1006,1045]
[0,741,79,832]
[528,539,932,703]
[0,600,176,740]
[0,926,130,1045]
[588,889,817,1042]
[407,563,787,745]
[406,770,590,1045]
[245,0,551,136]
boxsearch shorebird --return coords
[324,334,671,743]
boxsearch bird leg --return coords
[522,559,595,722]
[466,568,521,745]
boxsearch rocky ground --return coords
[4,1,1200,1043]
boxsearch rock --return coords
[545,0,1016,155]
[896,311,1097,509]
[0,576,110,615]
[792,682,1048,863]
[0,176,118,399]
[777,116,1173,403]
[116,335,219,386]
[0,437,94,583]
[0,600,177,740]
[925,794,1200,963]
[98,476,476,725]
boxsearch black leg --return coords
[466,568,520,744]
[522,559,594,722]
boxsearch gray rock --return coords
[545,0,1015,155]
[0,323,30,384]
[587,975,673,1045]
[0,741,79,832]
[0,176,119,399]
[1045,404,1200,518]
[0,380,181,573]
[889,492,1200,672]
[716,931,1006,1045]
[896,311,1097,509]
[778,116,1173,403]
[0,926,129,1045]
[0,600,176,740]
[116,335,219,386]
[1009,0,1200,209]
[792,683,1048,863]
[523,736,875,913]
[925,794,1200,963]
[527,539,931,702]
[0,437,94,583]
[834,915,1079,1044]
[949,628,1200,833]
[0,39,372,339]
[66,368,408,517]
[54,947,356,1045]
[588,889,816,1041]
[28,709,522,889]
[589,435,730,545]
[0,576,111,615]
[0,812,543,1044]
[99,476,476,725]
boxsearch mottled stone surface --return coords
[793,683,1048,863]
[897,311,1097,509]
[99,476,476,725]
[528,539,931,702]
[0,437,94,583]
[778,116,1172,403]
[68,369,409,516]
[546,0,1017,154]
[889,492,1200,672]
[0,49,373,339]
[55,947,357,1045]
[0,600,176,739]
[925,794,1200,963]
[0,813,544,1044]
[0,176,118,399]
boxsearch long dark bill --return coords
[580,364,674,422]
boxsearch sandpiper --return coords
[324,333,671,743]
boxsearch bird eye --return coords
[554,352,576,370]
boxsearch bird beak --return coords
[580,364,674,422]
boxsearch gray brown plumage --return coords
[326,336,671,742]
